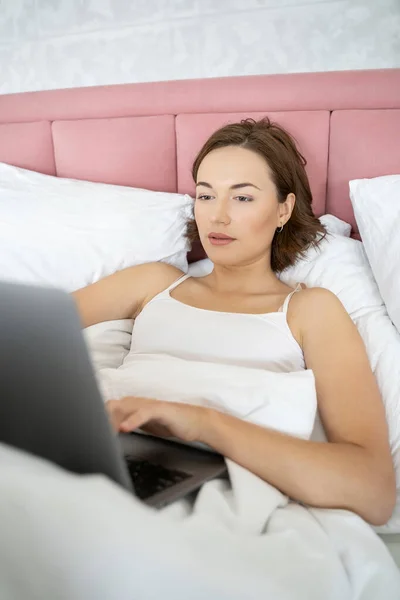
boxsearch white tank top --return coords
[126,274,305,373]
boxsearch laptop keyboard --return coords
[125,458,192,500]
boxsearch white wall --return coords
[0,0,399,95]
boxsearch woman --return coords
[73,118,395,526]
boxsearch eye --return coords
[197,194,213,201]
[235,195,253,202]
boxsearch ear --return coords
[278,193,296,226]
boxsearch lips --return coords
[208,232,235,246]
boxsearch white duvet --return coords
[1,441,399,600]
[1,357,399,599]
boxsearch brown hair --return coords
[187,117,326,272]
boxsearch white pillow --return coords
[186,233,400,532]
[350,175,400,334]
[0,162,192,292]
[319,214,351,237]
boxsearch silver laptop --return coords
[0,280,227,508]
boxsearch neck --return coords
[207,255,280,294]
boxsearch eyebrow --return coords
[196,181,261,191]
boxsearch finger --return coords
[105,400,126,431]
[119,407,153,433]
[108,397,147,430]
[105,399,119,414]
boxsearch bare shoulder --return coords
[289,287,351,322]
[287,286,349,345]
[137,262,185,309]
[138,261,184,283]
[291,286,345,315]
[72,261,184,328]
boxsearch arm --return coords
[197,288,396,525]
[72,262,183,328]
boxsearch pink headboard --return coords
[0,69,399,256]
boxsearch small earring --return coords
[277,223,284,233]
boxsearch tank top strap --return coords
[165,273,191,293]
[143,273,191,310]
[280,283,303,314]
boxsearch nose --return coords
[210,198,231,225]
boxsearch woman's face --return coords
[194,145,294,266]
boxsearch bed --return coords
[1,67,400,587]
